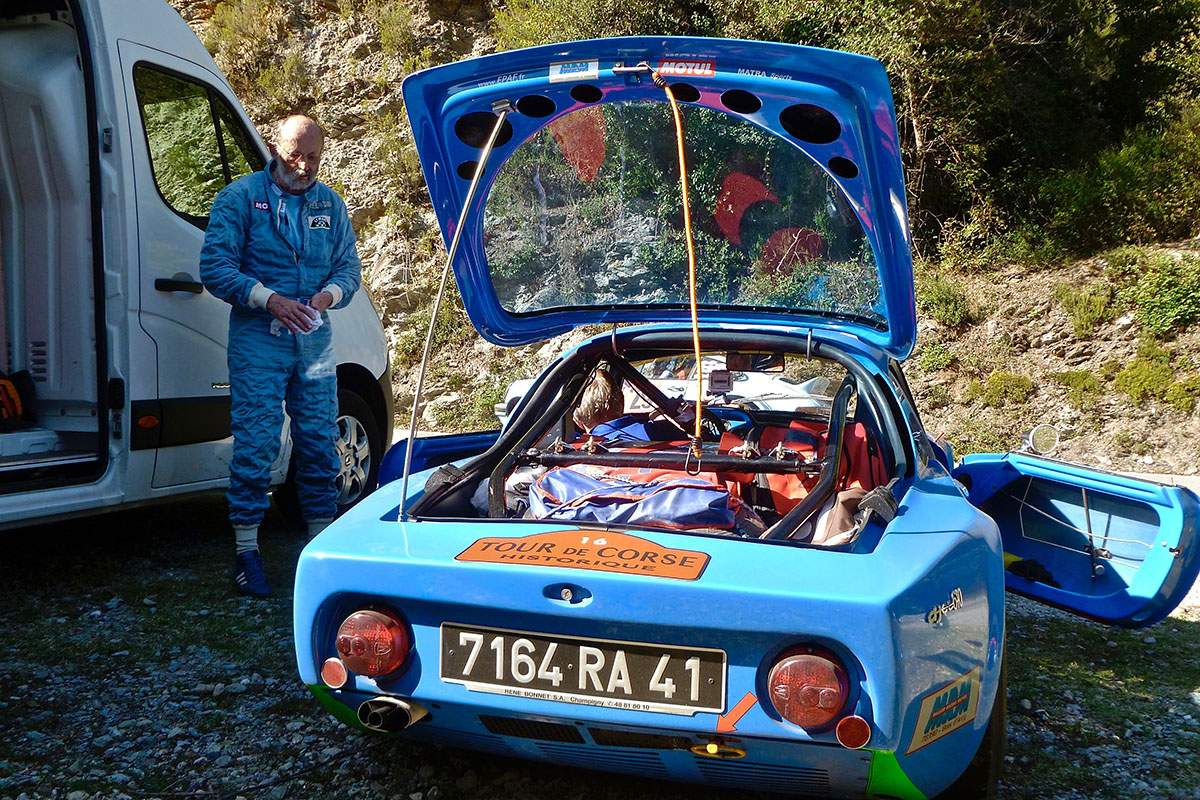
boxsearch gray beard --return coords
[276,163,316,193]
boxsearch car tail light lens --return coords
[835,715,872,748]
[767,646,850,729]
[335,609,410,678]
[321,657,349,689]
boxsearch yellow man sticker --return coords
[906,666,981,754]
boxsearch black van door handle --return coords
[155,277,204,294]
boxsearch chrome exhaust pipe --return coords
[357,697,429,732]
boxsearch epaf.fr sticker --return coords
[906,666,981,754]
[309,215,331,230]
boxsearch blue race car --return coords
[294,37,1200,799]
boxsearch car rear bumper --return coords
[310,684,882,796]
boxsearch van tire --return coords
[274,389,383,526]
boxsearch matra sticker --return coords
[906,666,981,754]
[309,215,331,230]
[456,529,709,580]
[252,200,270,211]
[657,59,716,77]
[926,587,964,625]
[549,60,599,83]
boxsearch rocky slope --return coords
[914,247,1200,475]
[171,0,1200,471]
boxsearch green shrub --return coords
[369,111,426,202]
[1030,106,1200,256]
[393,290,473,368]
[936,205,1051,273]
[1105,248,1200,337]
[1055,370,1101,409]
[917,273,973,327]
[924,384,951,409]
[1165,375,1200,414]
[430,382,506,432]
[1113,358,1174,403]
[1053,283,1113,339]
[337,0,419,55]
[1113,431,1149,456]
[1121,253,1200,337]
[204,0,290,84]
[936,208,1003,273]
[967,371,1034,408]
[1136,339,1173,364]
[1097,359,1122,380]
[377,3,418,56]
[254,44,312,116]
[1104,245,1145,279]
[916,342,956,372]
[946,426,1011,457]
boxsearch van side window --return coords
[133,64,264,224]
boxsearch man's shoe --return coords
[234,549,272,597]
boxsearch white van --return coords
[0,0,392,528]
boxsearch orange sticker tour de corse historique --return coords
[456,529,710,581]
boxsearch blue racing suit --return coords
[199,161,362,527]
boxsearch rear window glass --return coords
[483,101,882,326]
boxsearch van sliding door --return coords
[0,14,102,489]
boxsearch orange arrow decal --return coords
[717,692,757,733]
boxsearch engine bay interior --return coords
[412,330,912,547]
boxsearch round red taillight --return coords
[335,609,410,678]
[321,657,349,689]
[767,646,850,729]
[835,715,872,748]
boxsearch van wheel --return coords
[275,389,383,526]
[332,390,382,511]
[935,656,1006,799]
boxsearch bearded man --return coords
[199,115,362,597]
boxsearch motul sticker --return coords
[906,666,981,754]
[457,529,709,580]
[549,60,599,83]
[253,200,270,211]
[657,59,716,77]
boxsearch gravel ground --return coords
[0,496,1197,800]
